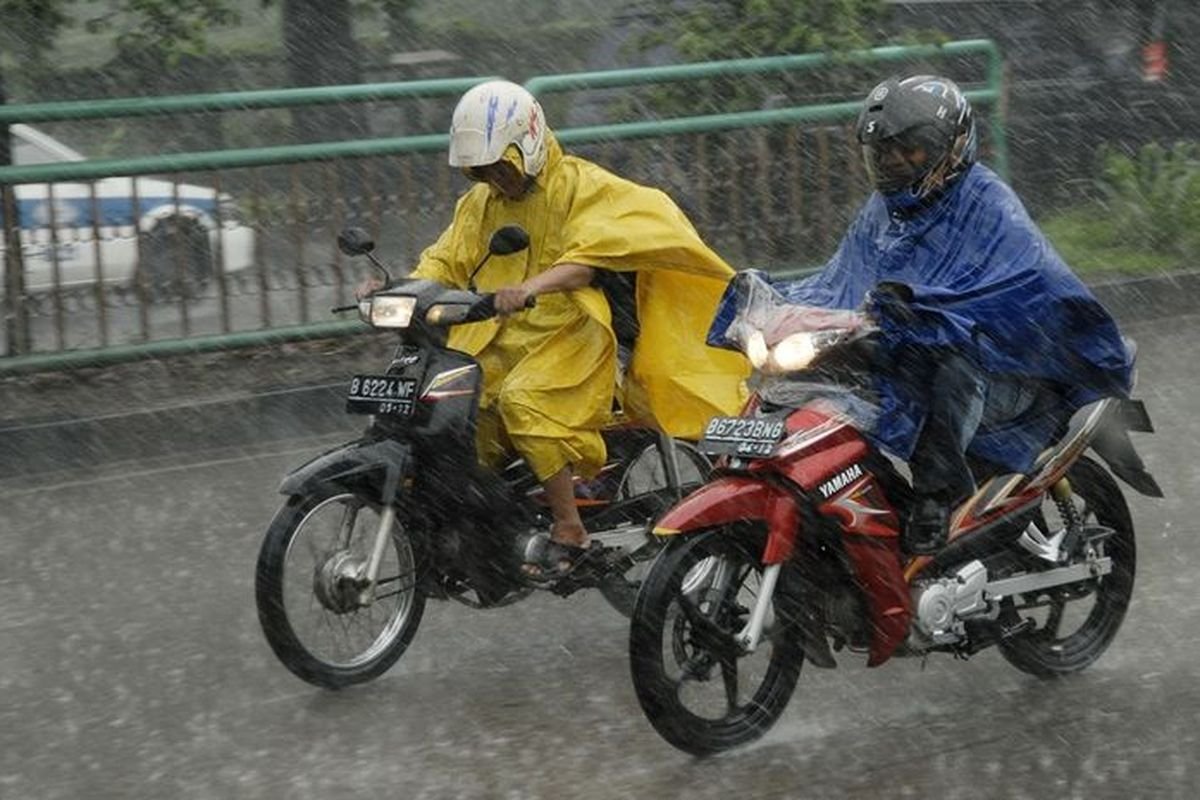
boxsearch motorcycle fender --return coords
[279,439,412,503]
[1092,400,1163,498]
[653,477,800,564]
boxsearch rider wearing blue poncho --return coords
[743,75,1134,553]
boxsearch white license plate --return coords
[346,374,418,416]
[699,416,787,457]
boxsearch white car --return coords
[3,123,256,296]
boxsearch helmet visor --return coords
[860,124,950,194]
[862,140,930,194]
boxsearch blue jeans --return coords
[909,352,1042,501]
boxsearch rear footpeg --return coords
[964,614,1035,655]
[999,616,1036,640]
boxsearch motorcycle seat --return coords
[951,398,1117,526]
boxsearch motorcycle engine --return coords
[911,560,991,645]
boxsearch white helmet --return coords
[448,80,548,178]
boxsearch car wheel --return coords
[137,217,212,301]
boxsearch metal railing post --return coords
[2,183,28,356]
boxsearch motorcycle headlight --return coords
[745,328,848,374]
[367,295,417,328]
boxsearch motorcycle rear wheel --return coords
[998,456,1136,678]
[629,527,803,756]
[596,439,713,618]
[256,488,426,689]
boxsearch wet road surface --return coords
[2,314,1198,799]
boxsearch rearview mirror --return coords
[488,225,530,256]
[337,227,375,256]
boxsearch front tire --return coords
[256,488,425,689]
[629,527,804,756]
[998,457,1136,678]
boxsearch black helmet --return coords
[855,75,977,198]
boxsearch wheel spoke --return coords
[672,654,713,691]
[336,502,360,548]
[720,655,740,711]
[1044,598,1066,639]
[679,596,735,657]
[305,527,325,563]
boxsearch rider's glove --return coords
[866,281,917,325]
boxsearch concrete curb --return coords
[1090,271,1200,323]
[2,271,1196,481]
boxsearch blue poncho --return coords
[727,164,1134,473]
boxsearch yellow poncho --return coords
[412,133,748,480]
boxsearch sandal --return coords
[521,534,601,583]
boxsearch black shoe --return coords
[903,497,950,555]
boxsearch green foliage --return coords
[0,0,71,88]
[1094,141,1200,259]
[1036,142,1200,275]
[1039,207,1179,276]
[667,0,886,61]
[0,0,242,82]
[0,0,69,49]
[83,0,240,66]
[631,0,890,117]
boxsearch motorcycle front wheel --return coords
[629,527,804,756]
[256,487,425,689]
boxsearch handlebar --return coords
[463,292,537,322]
[331,291,537,322]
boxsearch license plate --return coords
[699,416,787,457]
[346,374,418,416]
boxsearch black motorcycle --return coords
[255,226,710,689]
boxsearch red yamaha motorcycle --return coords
[628,271,1162,756]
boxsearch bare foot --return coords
[549,521,589,549]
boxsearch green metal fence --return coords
[0,39,1004,373]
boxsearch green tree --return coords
[0,0,69,97]
[670,0,886,60]
[0,0,243,99]
[85,0,238,66]
[636,0,889,114]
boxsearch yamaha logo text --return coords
[818,464,864,499]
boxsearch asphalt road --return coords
[1,312,1198,800]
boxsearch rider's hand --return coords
[494,284,534,315]
[355,276,386,301]
[866,281,917,325]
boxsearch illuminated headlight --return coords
[745,328,843,374]
[368,296,417,328]
[772,332,819,371]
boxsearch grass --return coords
[1038,205,1182,278]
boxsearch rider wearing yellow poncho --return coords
[400,80,748,577]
